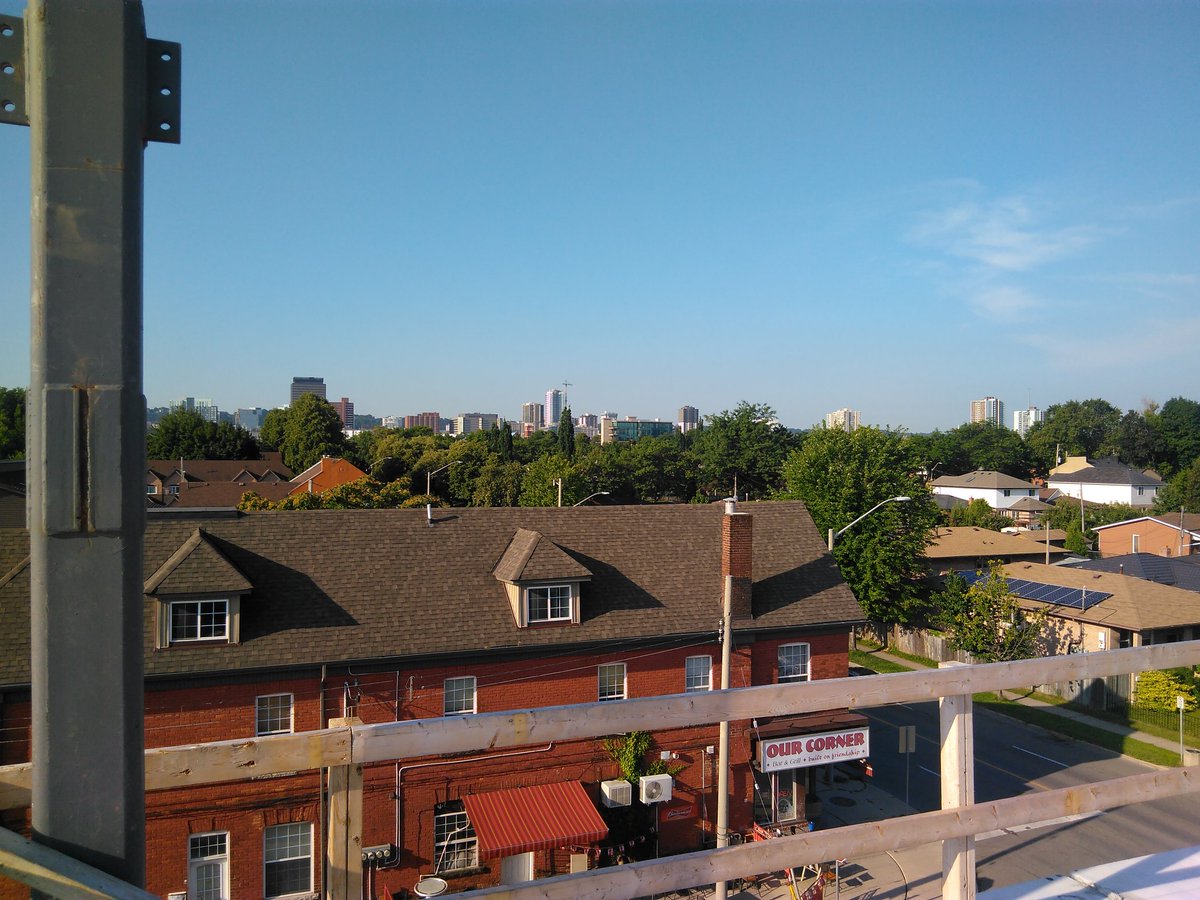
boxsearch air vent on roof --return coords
[601,779,632,807]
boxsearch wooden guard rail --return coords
[2,641,1199,898]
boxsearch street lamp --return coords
[828,496,911,552]
[572,491,610,507]
[426,460,459,496]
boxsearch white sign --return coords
[758,727,870,772]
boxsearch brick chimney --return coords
[722,501,753,620]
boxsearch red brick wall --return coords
[723,513,754,620]
[0,629,848,899]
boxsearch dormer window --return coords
[169,599,229,643]
[527,585,573,623]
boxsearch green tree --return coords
[1063,520,1090,555]
[557,406,575,461]
[472,459,524,506]
[628,432,692,502]
[0,387,25,459]
[945,498,1011,531]
[692,402,797,499]
[146,408,259,460]
[778,425,938,624]
[1154,457,1200,515]
[519,454,581,507]
[258,407,288,451]
[942,563,1047,662]
[1134,670,1197,712]
[238,476,416,510]
[1157,397,1200,475]
[279,392,347,472]
[1043,499,1140,552]
[1025,399,1122,474]
[1102,409,1168,472]
[912,422,1031,478]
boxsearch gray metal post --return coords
[11,0,178,886]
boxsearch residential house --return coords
[926,526,1069,576]
[1065,552,1200,592]
[961,561,1200,706]
[930,471,1040,515]
[287,457,368,496]
[1093,513,1200,558]
[0,501,865,898]
[1047,456,1163,509]
[146,454,295,509]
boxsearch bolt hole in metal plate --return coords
[0,14,27,127]
[144,38,181,143]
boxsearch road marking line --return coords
[976,811,1101,841]
[918,765,939,778]
[1013,745,1068,767]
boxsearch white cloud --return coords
[1020,315,1200,367]
[909,194,1103,273]
[969,286,1040,322]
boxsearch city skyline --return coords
[2,2,1198,432]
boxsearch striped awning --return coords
[462,782,608,860]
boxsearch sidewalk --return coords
[858,646,1191,759]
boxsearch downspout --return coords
[319,664,327,894]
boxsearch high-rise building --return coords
[600,418,676,444]
[678,405,700,434]
[1012,406,1045,438]
[171,397,219,423]
[404,412,441,432]
[235,407,270,434]
[824,408,860,432]
[521,402,544,431]
[453,412,499,435]
[290,376,326,404]
[544,389,563,429]
[382,415,403,429]
[576,412,601,439]
[970,396,1005,428]
[333,397,355,429]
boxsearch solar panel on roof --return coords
[954,571,1110,610]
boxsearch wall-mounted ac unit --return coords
[639,773,672,804]
[601,779,632,807]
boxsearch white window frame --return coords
[169,599,229,644]
[146,483,158,494]
[598,662,626,702]
[778,642,811,683]
[526,584,573,623]
[188,831,229,900]
[685,655,712,692]
[263,822,312,899]
[1132,533,1140,552]
[256,693,294,736]
[434,806,478,873]
[443,676,477,715]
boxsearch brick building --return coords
[0,501,865,898]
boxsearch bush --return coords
[1134,669,1197,711]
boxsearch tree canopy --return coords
[692,402,798,499]
[146,408,260,460]
[936,564,1046,663]
[778,425,937,624]
[269,393,348,472]
[0,387,26,460]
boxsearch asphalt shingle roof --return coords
[931,471,1038,490]
[0,501,861,687]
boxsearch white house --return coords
[1047,456,1163,509]
[930,470,1040,512]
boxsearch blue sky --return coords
[2,0,1197,433]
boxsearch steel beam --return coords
[18,0,175,886]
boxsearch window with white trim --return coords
[434,804,478,873]
[778,643,811,683]
[256,693,294,736]
[443,676,477,715]
[685,655,712,692]
[169,599,229,643]
[263,822,312,898]
[146,483,158,494]
[188,832,229,900]
[1132,534,1140,552]
[598,663,626,701]
[526,584,572,623]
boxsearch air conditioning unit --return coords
[639,773,673,804]
[601,779,632,807]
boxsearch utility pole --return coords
[4,1,179,886]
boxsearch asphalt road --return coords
[859,702,1200,891]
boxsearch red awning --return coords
[462,782,608,860]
